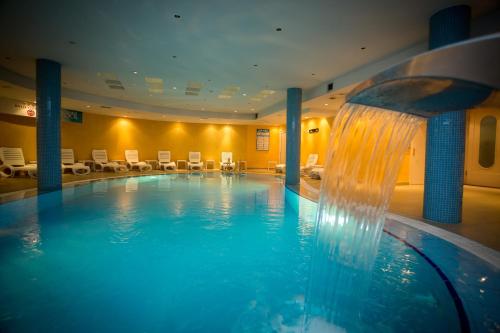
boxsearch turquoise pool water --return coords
[0,174,497,332]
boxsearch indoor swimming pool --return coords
[0,174,498,332]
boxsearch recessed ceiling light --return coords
[172,86,177,90]
[174,14,181,19]
[85,105,91,108]
[250,108,255,111]
[234,110,238,113]
[324,103,328,106]
[361,47,366,50]
[132,71,138,74]
[242,93,247,96]
[276,27,282,32]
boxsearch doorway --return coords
[465,108,500,187]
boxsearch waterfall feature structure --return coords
[304,34,499,331]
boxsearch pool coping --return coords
[292,181,500,270]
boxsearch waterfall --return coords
[304,103,424,332]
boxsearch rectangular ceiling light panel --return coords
[145,77,164,94]
[217,86,240,99]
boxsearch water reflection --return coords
[125,177,139,192]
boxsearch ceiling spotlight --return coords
[276,27,282,32]
[324,103,329,106]
[174,14,181,19]
[85,105,91,108]
[132,71,138,74]
[234,110,238,113]
[242,93,247,96]
[172,86,177,90]
[250,108,255,111]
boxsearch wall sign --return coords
[63,109,83,123]
[0,97,37,117]
[256,129,270,151]
[0,97,83,123]
[308,128,319,134]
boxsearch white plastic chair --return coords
[125,150,152,172]
[0,147,37,178]
[301,153,320,176]
[188,152,204,171]
[92,149,128,172]
[158,151,176,170]
[61,149,90,175]
[220,151,236,171]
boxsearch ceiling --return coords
[0,0,497,123]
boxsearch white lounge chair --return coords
[158,151,176,170]
[275,162,286,173]
[301,153,320,176]
[275,153,320,175]
[220,151,236,171]
[92,149,128,172]
[0,147,37,178]
[310,167,324,180]
[125,150,152,172]
[188,152,204,171]
[61,149,90,175]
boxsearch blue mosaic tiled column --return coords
[285,88,302,186]
[423,5,470,223]
[36,59,62,192]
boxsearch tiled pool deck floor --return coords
[300,177,500,252]
[1,170,499,251]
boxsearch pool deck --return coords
[299,177,500,252]
[1,170,499,252]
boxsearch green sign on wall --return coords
[63,109,83,123]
